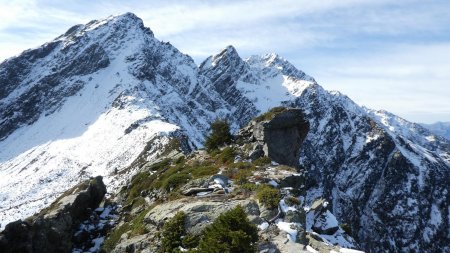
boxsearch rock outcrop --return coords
[0,176,107,253]
[238,107,309,167]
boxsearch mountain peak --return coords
[247,53,315,82]
[199,45,244,70]
[213,45,242,65]
[58,12,152,43]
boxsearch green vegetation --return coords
[254,106,287,122]
[252,156,271,166]
[189,165,220,178]
[160,138,182,157]
[175,155,185,165]
[256,185,281,209]
[102,222,130,252]
[204,119,232,152]
[126,155,225,205]
[196,205,258,253]
[102,207,150,252]
[231,162,255,170]
[340,223,352,236]
[234,169,253,185]
[285,196,301,206]
[131,197,146,210]
[160,211,187,253]
[163,173,191,191]
[182,234,201,249]
[239,183,258,191]
[217,146,235,164]
[129,209,150,236]
[222,162,255,183]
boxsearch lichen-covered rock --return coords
[237,108,309,167]
[144,198,259,236]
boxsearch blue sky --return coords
[1,0,449,123]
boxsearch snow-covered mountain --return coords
[421,122,450,140]
[0,13,449,252]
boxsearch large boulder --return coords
[0,176,107,253]
[238,108,309,168]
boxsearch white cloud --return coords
[311,43,450,123]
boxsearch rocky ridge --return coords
[97,108,360,253]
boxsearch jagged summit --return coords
[57,12,152,40]
[247,53,316,82]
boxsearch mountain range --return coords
[0,13,449,252]
[421,122,450,141]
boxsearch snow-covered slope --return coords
[1,12,449,252]
[0,13,233,227]
[421,122,450,141]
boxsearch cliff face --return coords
[238,108,310,168]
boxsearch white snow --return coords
[430,204,442,226]
[306,245,319,253]
[268,179,279,188]
[280,198,298,213]
[276,221,300,242]
[340,248,365,253]
[258,222,269,230]
[88,237,104,252]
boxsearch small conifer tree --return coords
[160,211,186,253]
[197,205,258,253]
[204,119,232,152]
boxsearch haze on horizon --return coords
[1,0,449,124]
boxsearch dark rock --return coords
[0,220,32,253]
[284,210,304,223]
[279,175,304,189]
[0,176,107,253]
[182,187,214,196]
[238,108,309,168]
[249,146,264,160]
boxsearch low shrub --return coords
[254,107,287,122]
[102,223,130,252]
[175,156,185,165]
[196,205,258,253]
[232,162,255,170]
[160,212,187,253]
[163,173,191,191]
[252,156,271,166]
[234,170,253,185]
[129,209,149,236]
[182,234,200,249]
[102,207,150,252]
[256,185,281,209]
[240,183,258,191]
[284,196,301,206]
[189,165,219,178]
[340,223,352,236]
[218,146,235,164]
[127,171,157,202]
